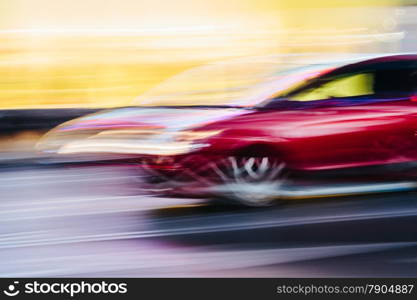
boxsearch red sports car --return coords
[40,54,417,206]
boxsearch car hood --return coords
[38,106,251,154]
[57,106,249,132]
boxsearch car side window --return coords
[373,68,415,97]
[288,72,374,102]
[411,71,417,94]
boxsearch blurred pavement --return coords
[1,165,417,277]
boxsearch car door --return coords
[280,61,417,170]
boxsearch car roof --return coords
[134,53,417,107]
[323,53,417,74]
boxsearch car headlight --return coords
[175,130,223,142]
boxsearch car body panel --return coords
[196,98,417,170]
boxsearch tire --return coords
[206,155,288,207]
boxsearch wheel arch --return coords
[233,143,287,160]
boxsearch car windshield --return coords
[133,54,371,107]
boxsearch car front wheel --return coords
[207,156,288,206]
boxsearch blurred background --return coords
[0,0,413,109]
[2,0,417,277]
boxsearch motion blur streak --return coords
[0,0,406,109]
[2,166,417,277]
[3,0,417,278]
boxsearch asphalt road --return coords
[1,165,417,277]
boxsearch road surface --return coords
[1,165,417,277]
